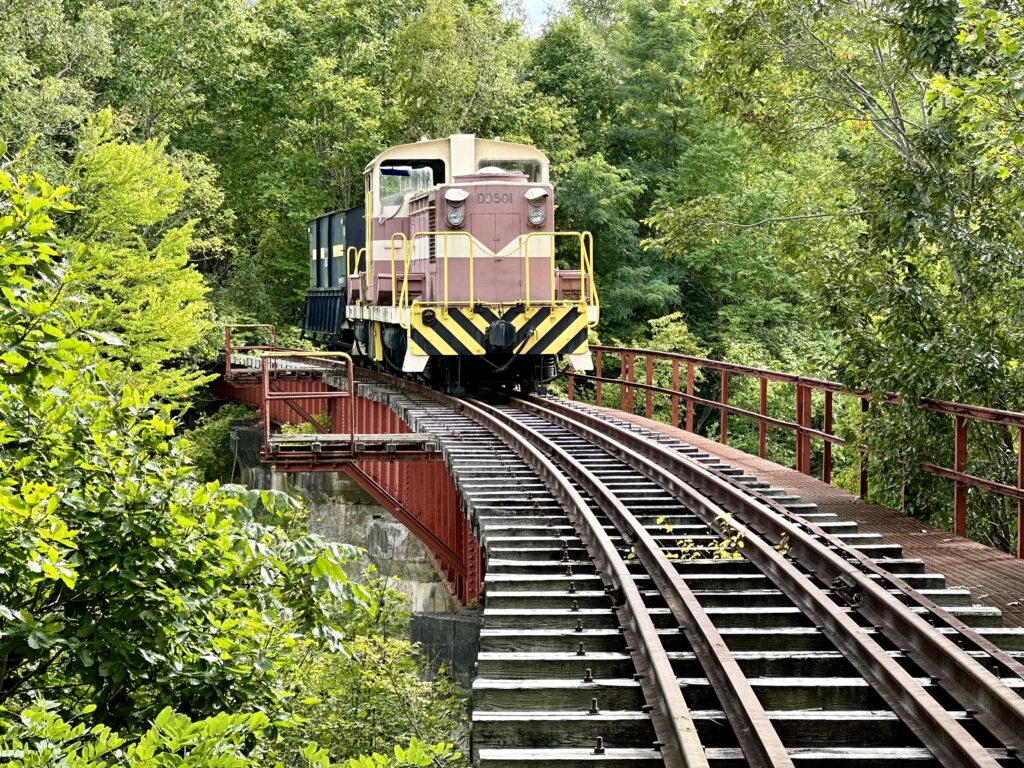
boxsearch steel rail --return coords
[442,395,707,768]
[345,368,707,766]
[475,401,794,768]
[543,398,1024,755]
[523,395,1015,768]
[548,399,1024,682]
[718,457,1024,683]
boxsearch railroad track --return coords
[357,374,1024,767]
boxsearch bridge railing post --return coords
[225,326,233,380]
[625,351,635,414]
[720,370,729,445]
[795,384,812,475]
[595,350,603,406]
[859,396,869,499]
[645,355,654,418]
[619,353,627,412]
[685,363,695,432]
[954,415,968,537]
[671,361,680,428]
[1018,426,1023,559]
[758,377,768,458]
[823,390,833,484]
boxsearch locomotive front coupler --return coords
[487,319,517,351]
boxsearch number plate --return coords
[476,192,514,206]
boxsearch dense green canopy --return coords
[5,0,1024,761]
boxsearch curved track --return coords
[356,373,1024,767]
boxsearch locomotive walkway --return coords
[213,335,1024,767]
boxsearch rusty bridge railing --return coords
[566,345,1024,558]
[224,324,277,381]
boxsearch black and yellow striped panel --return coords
[409,308,486,356]
[408,305,588,357]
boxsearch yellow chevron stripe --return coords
[415,324,458,355]
[465,310,490,334]
[511,311,533,331]
[546,314,589,354]
[442,310,486,354]
[518,312,566,353]
[521,312,589,355]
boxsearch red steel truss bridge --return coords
[214,324,1024,768]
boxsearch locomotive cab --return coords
[304,134,598,391]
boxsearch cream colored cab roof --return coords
[364,134,549,183]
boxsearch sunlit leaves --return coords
[0,165,366,729]
[0,704,272,768]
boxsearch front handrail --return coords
[386,230,599,315]
[522,231,598,311]
[400,231,475,315]
[388,232,409,307]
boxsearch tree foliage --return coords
[0,158,365,724]
[0,158,464,762]
[3,0,1023,597]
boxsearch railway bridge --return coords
[214,325,1024,768]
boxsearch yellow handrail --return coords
[372,229,597,315]
[520,231,599,313]
[389,232,408,307]
[582,231,599,309]
[400,231,474,311]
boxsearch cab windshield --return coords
[379,165,434,207]
[478,159,541,182]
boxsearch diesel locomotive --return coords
[302,134,598,391]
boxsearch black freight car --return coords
[302,204,364,347]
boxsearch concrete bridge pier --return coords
[239,465,458,614]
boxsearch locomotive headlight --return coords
[527,207,546,227]
[447,207,465,227]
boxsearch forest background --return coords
[4,0,1024,764]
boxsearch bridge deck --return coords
[603,407,1024,628]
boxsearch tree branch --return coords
[707,210,865,229]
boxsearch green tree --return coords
[0,0,114,178]
[271,579,468,766]
[699,0,1024,548]
[646,118,858,359]
[1,704,457,768]
[526,14,618,154]
[0,158,363,726]
[384,0,528,142]
[64,110,215,402]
